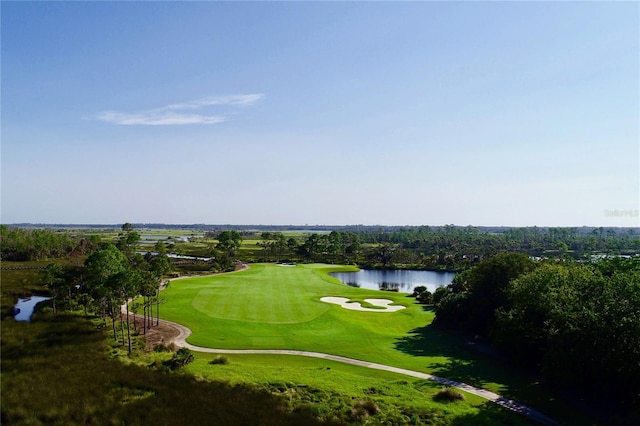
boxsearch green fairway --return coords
[161,264,420,354]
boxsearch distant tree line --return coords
[0,225,101,261]
[14,223,638,236]
[357,225,640,257]
[433,253,640,405]
[239,226,639,270]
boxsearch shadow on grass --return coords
[393,317,590,425]
[449,401,535,426]
[395,322,514,389]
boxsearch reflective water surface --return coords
[330,269,455,293]
[14,296,51,322]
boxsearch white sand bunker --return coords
[320,297,406,312]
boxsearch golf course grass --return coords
[186,353,528,425]
[161,263,418,353]
[159,263,586,424]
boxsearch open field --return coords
[160,263,590,424]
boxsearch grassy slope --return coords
[160,263,590,423]
[188,353,530,425]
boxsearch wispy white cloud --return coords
[96,94,263,125]
[163,94,264,111]
[96,111,228,126]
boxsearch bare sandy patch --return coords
[320,296,406,312]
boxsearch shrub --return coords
[412,286,427,297]
[209,355,229,365]
[153,344,171,352]
[433,387,464,402]
[164,348,194,370]
[417,290,433,304]
[350,399,380,420]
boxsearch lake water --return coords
[330,269,455,294]
[14,296,51,322]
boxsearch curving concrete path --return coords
[142,265,559,425]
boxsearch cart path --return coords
[149,264,559,425]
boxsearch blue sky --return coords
[2,1,638,226]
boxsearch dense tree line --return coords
[433,254,640,404]
[0,225,100,261]
[242,226,639,270]
[255,231,361,264]
[357,226,640,262]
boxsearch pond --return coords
[330,269,455,294]
[14,296,51,322]
[136,252,213,261]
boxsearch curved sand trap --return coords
[320,297,405,312]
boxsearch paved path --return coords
[148,265,559,425]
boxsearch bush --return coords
[209,355,229,365]
[164,347,194,370]
[432,286,449,306]
[433,387,464,402]
[350,399,380,420]
[417,290,433,304]
[412,286,427,297]
[153,343,172,352]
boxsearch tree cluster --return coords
[0,225,100,261]
[256,231,361,264]
[42,224,171,353]
[434,254,640,403]
[208,230,243,271]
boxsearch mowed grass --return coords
[160,263,475,368]
[191,265,336,323]
[162,263,418,352]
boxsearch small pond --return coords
[136,252,213,261]
[14,296,51,322]
[330,269,455,294]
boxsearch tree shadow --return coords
[395,323,506,387]
[393,323,583,425]
[449,401,534,426]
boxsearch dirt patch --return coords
[127,314,182,351]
